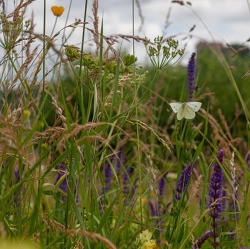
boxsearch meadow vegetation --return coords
[0,0,249,248]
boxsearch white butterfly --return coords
[169,102,202,120]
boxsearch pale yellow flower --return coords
[139,229,152,241]
[136,229,157,249]
[51,6,65,17]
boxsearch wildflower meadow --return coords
[0,0,250,248]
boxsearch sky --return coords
[7,0,250,65]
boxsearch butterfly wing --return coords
[186,102,202,112]
[169,102,182,113]
[180,104,196,120]
[176,104,186,120]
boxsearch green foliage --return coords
[64,45,81,61]
[197,44,250,121]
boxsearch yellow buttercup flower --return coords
[144,241,157,249]
[51,6,65,17]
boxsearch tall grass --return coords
[0,0,249,248]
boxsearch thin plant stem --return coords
[50,17,58,37]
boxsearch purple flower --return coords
[149,200,157,216]
[208,149,224,218]
[148,175,167,217]
[157,175,167,215]
[208,149,224,248]
[99,161,113,214]
[187,53,197,101]
[175,161,196,200]
[158,175,166,199]
[55,162,69,201]
[14,168,20,183]
[246,151,250,169]
[54,163,79,202]
[245,150,250,195]
[104,162,113,191]
[99,150,125,215]
[147,175,167,243]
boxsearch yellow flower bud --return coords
[41,143,48,150]
[23,109,30,119]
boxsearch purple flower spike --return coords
[156,175,167,216]
[208,149,224,218]
[149,200,157,216]
[158,175,166,199]
[187,52,197,101]
[104,162,113,191]
[175,161,196,200]
[208,149,224,248]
